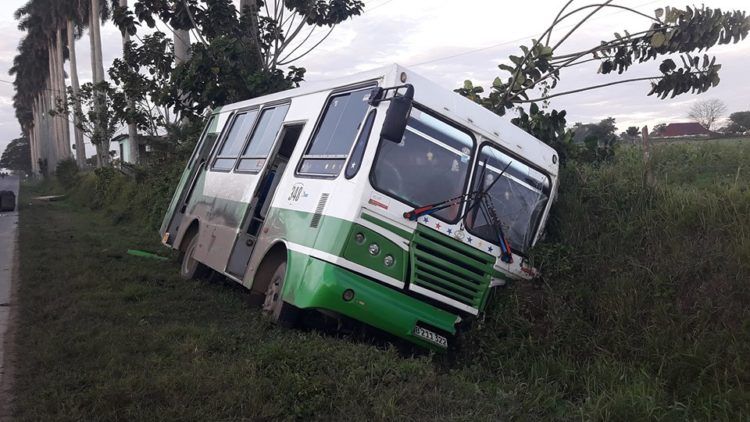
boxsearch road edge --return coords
[0,186,19,419]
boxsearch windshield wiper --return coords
[402,190,483,221]
[479,194,514,264]
[403,160,514,264]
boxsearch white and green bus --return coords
[160,64,559,349]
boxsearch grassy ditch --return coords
[13,140,750,420]
[13,185,513,421]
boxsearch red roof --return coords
[660,122,711,137]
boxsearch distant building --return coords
[658,122,711,138]
[113,134,147,164]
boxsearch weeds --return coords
[13,140,750,420]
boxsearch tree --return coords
[118,0,140,165]
[112,0,363,119]
[57,82,125,160]
[0,136,32,174]
[571,117,618,162]
[89,0,109,166]
[64,0,91,168]
[688,98,727,131]
[12,0,98,173]
[456,3,750,153]
[651,123,667,137]
[723,111,750,134]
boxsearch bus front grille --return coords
[409,225,494,312]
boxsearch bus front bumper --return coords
[283,252,459,350]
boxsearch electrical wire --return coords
[408,0,663,67]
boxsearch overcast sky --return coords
[1,0,749,157]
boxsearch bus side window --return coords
[187,116,216,165]
[345,110,377,179]
[237,104,290,172]
[298,86,373,177]
[211,110,258,171]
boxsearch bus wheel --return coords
[180,232,208,280]
[262,261,298,327]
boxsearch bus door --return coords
[225,123,305,277]
[162,116,221,246]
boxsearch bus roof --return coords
[216,64,558,177]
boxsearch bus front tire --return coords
[262,261,298,327]
[179,232,209,280]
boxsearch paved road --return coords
[0,175,19,406]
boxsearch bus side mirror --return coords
[380,85,414,143]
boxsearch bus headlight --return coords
[383,255,395,267]
[368,243,380,256]
[355,232,365,244]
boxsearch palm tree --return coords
[14,0,58,171]
[64,0,90,168]
[67,18,86,167]
[89,0,109,166]
[15,0,77,170]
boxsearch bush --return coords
[55,158,79,189]
[55,135,750,419]
[459,142,750,419]
[65,119,206,229]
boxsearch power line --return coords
[364,0,395,14]
[408,0,663,68]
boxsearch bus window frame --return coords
[345,109,378,179]
[367,102,477,225]
[463,139,553,257]
[210,107,260,173]
[295,82,378,180]
[234,102,291,174]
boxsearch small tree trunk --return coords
[173,27,191,123]
[239,0,263,65]
[642,126,655,188]
[173,29,191,64]
[67,19,86,168]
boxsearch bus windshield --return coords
[370,109,474,222]
[465,143,550,254]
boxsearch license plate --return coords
[413,326,448,348]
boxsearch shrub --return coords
[459,141,750,419]
[55,158,79,189]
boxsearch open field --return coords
[11,140,750,420]
[650,136,750,145]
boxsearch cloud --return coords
[1,0,749,157]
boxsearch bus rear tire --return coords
[262,261,299,327]
[180,232,209,280]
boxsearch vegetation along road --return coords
[4,0,750,419]
[10,140,750,420]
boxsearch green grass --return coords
[13,185,514,421]
[13,139,750,420]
